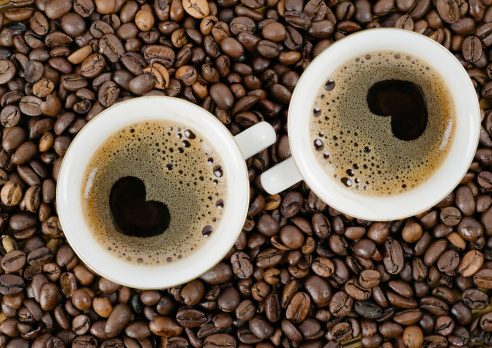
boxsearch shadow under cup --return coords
[56,97,250,289]
[287,29,480,221]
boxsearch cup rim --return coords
[288,28,480,221]
[56,96,250,289]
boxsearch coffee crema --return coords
[310,50,456,196]
[81,120,227,266]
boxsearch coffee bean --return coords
[383,238,404,274]
[305,275,332,307]
[45,0,73,19]
[1,182,23,206]
[99,34,125,63]
[354,300,383,319]
[230,251,253,279]
[286,292,310,323]
[19,96,42,117]
[345,279,371,300]
[458,250,484,277]
[129,73,155,95]
[403,325,424,348]
[180,280,204,306]
[1,250,26,272]
[182,0,210,18]
[436,0,461,24]
[105,303,131,338]
[150,316,183,337]
[176,308,207,327]
[457,217,483,242]
[474,269,492,289]
[437,250,460,272]
[257,40,281,58]
[329,291,353,318]
[204,334,235,348]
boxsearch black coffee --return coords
[311,50,456,196]
[81,120,227,265]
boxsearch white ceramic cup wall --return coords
[261,28,481,221]
[57,96,276,289]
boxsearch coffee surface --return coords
[311,51,456,196]
[81,120,227,266]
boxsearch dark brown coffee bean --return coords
[200,262,232,285]
[99,34,125,63]
[210,83,234,110]
[440,206,461,226]
[424,239,448,266]
[129,74,155,95]
[236,299,255,321]
[436,0,461,24]
[12,141,37,164]
[149,316,182,337]
[176,308,207,328]
[383,238,404,274]
[61,74,88,92]
[144,45,175,68]
[73,0,95,17]
[105,303,131,338]
[1,250,26,272]
[393,309,422,325]
[0,60,18,85]
[24,61,44,84]
[249,316,273,340]
[329,291,353,318]
[437,250,460,272]
[257,40,280,58]
[305,275,332,307]
[286,292,310,323]
[97,81,119,107]
[19,96,42,117]
[204,334,235,348]
[457,217,483,242]
[473,269,492,289]
[420,296,449,316]
[455,185,475,216]
[231,251,253,279]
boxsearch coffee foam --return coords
[81,120,227,266]
[311,51,456,197]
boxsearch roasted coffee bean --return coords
[383,238,404,274]
[176,308,207,327]
[231,251,253,279]
[1,250,26,272]
[474,269,492,288]
[458,250,484,277]
[0,60,17,85]
[354,300,383,319]
[345,279,371,300]
[285,292,310,323]
[105,304,131,338]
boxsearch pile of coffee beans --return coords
[1,0,492,347]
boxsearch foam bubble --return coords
[81,120,227,266]
[311,51,456,197]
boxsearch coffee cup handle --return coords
[234,121,277,159]
[260,157,303,194]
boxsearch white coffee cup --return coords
[261,28,480,221]
[56,96,276,289]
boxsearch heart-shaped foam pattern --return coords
[366,79,428,141]
[110,176,170,237]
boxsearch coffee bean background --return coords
[1,0,492,347]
